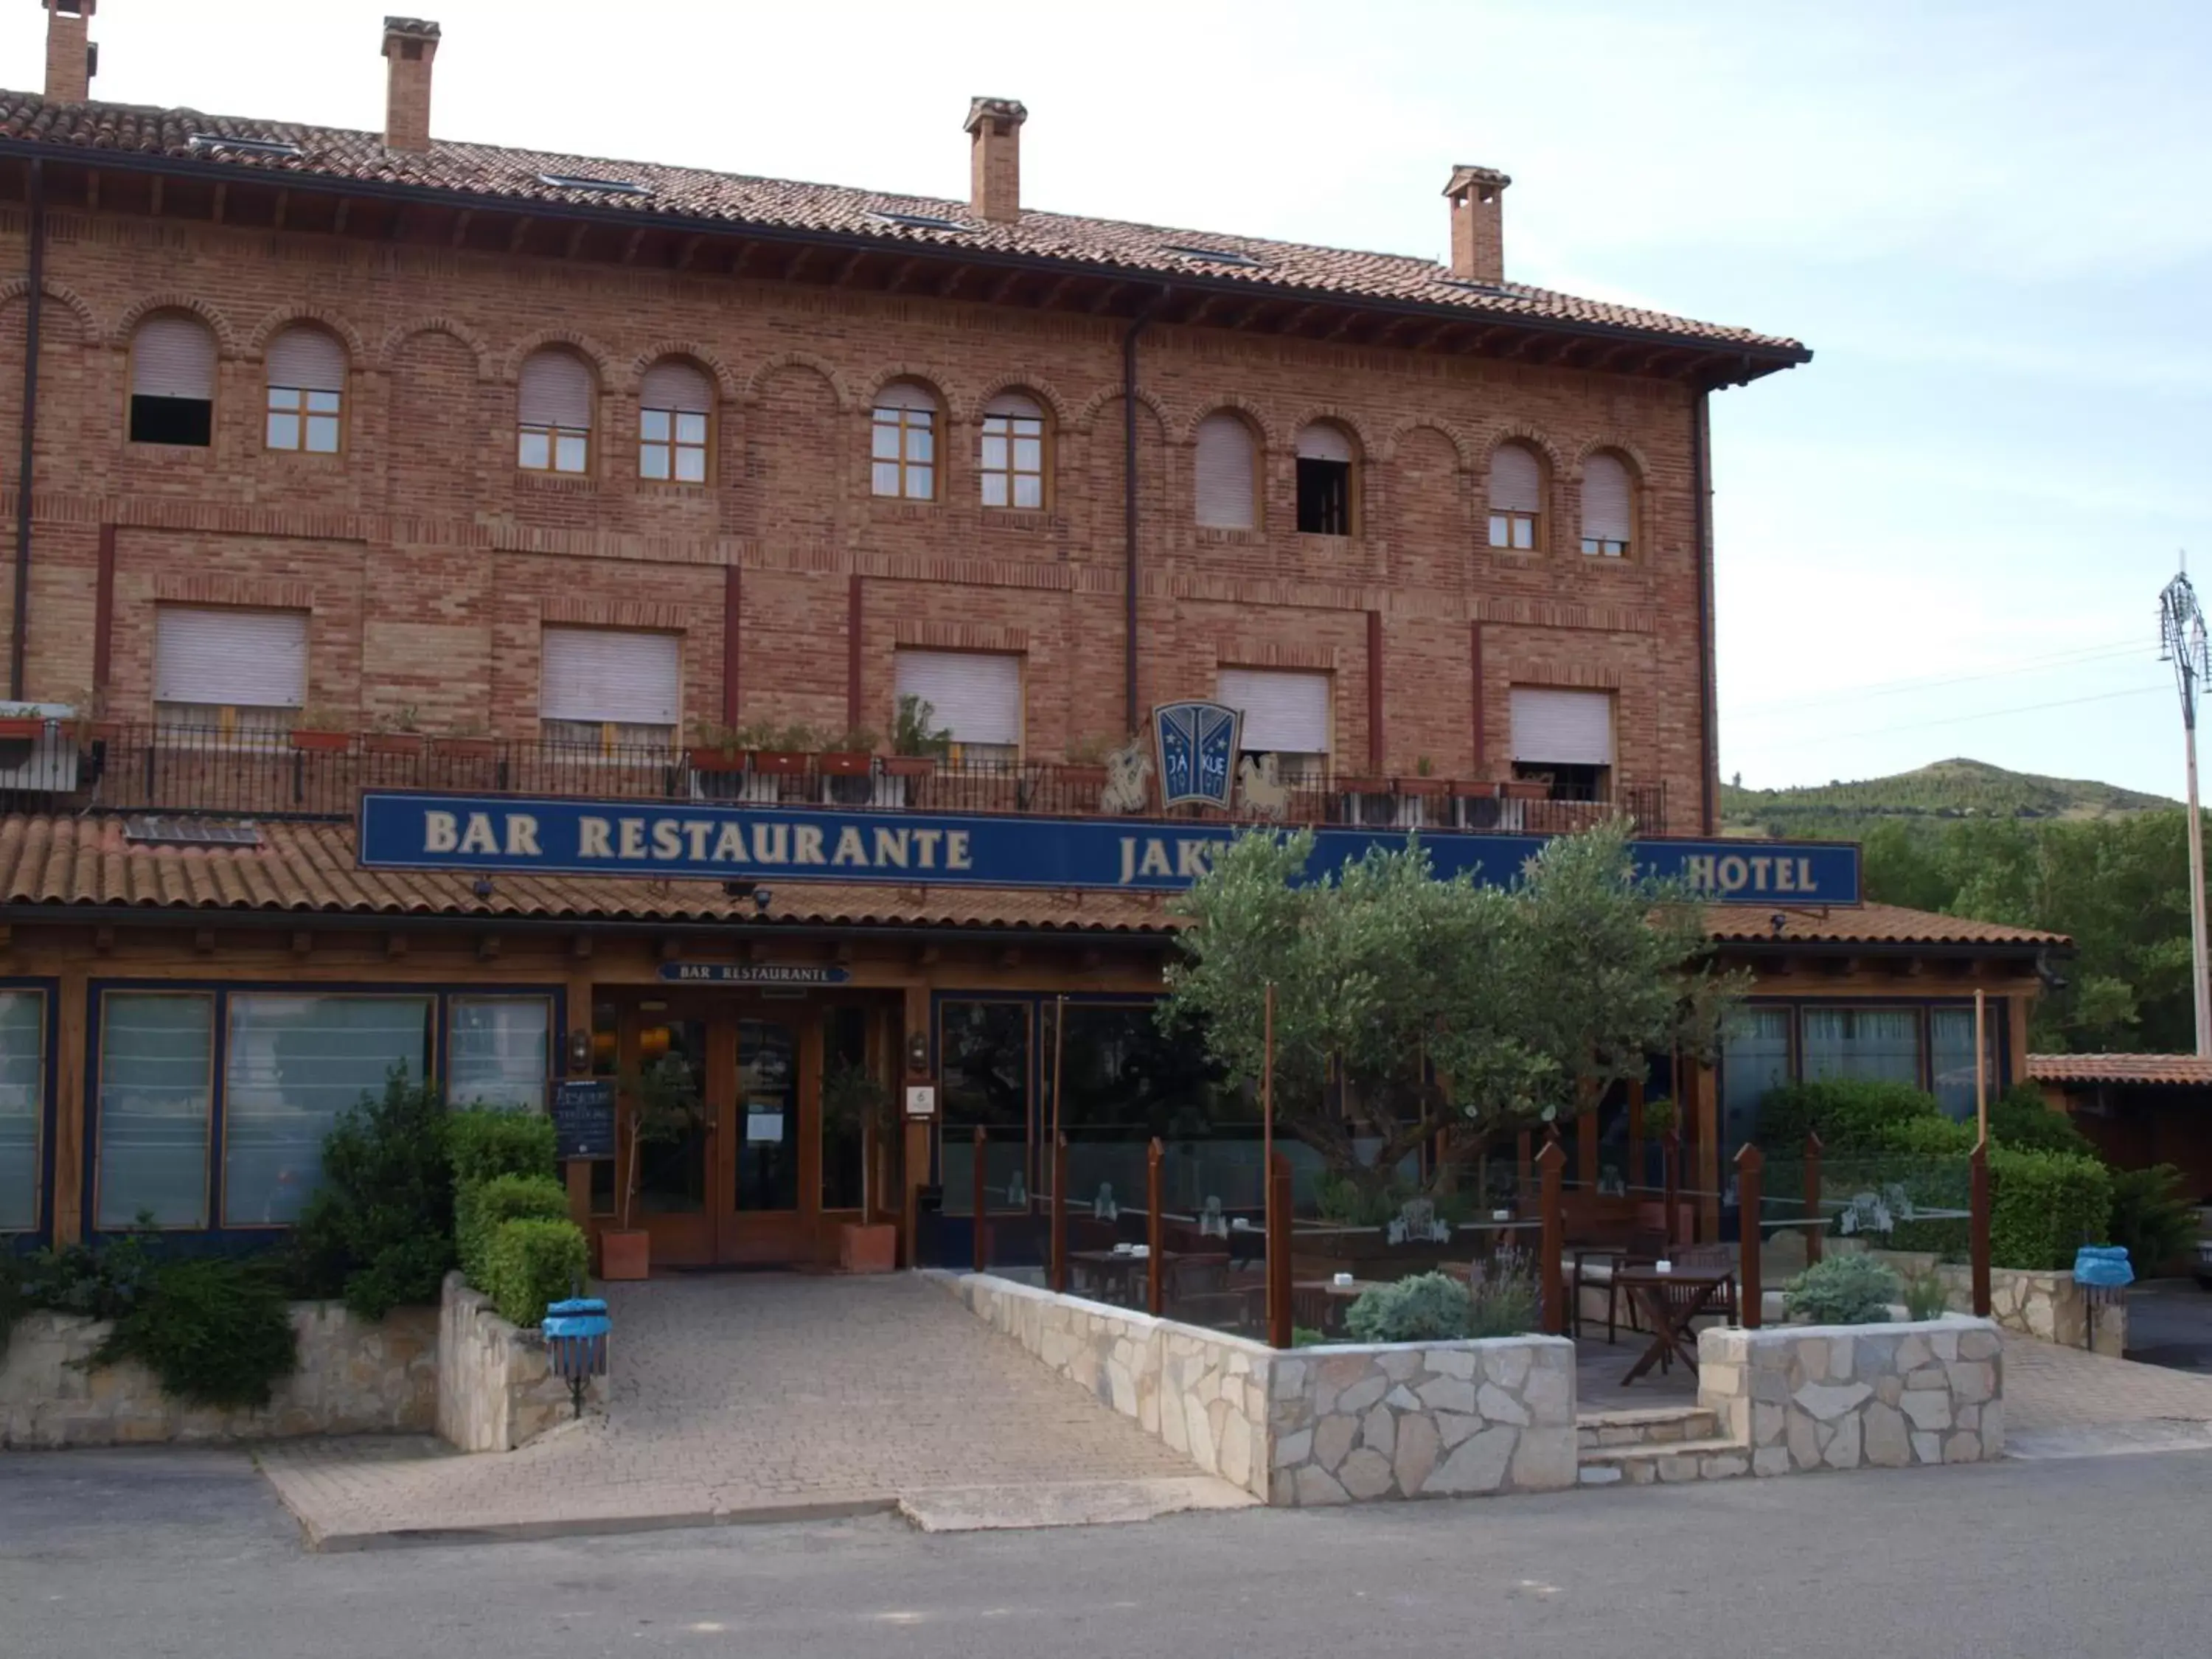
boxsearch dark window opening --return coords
[1513,760,1607,802]
[129,394,212,448]
[1296,458,1351,535]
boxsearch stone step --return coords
[1576,1436,1763,1487]
[1575,1406,1720,1451]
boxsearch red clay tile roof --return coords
[0,90,1806,359]
[2025,1054,2212,1087]
[1703,902,2066,949]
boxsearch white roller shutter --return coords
[1511,687,1613,766]
[1295,423,1352,463]
[265,327,347,392]
[641,359,712,412]
[132,316,217,400]
[1194,414,1256,529]
[540,628,679,726]
[518,352,596,429]
[983,392,1041,418]
[1490,444,1542,513]
[155,608,307,709]
[1582,454,1633,543]
[874,380,938,413]
[1218,669,1330,754]
[894,650,1020,748]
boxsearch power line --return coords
[1728,682,2167,749]
[1736,638,2149,717]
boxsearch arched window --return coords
[264,326,347,453]
[979,392,1046,509]
[1194,411,1258,530]
[1487,442,1543,550]
[871,381,939,501]
[128,313,218,448]
[1294,421,1357,536]
[639,358,713,484]
[1580,452,1634,557]
[517,349,596,474]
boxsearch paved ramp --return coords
[262,1275,1243,1549]
[2004,1334,2212,1459]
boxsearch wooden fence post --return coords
[1663,1129,1682,1247]
[1051,1130,1068,1295]
[1804,1131,1823,1267]
[1970,1138,1993,1318]
[1267,1152,1294,1350]
[1537,1133,1566,1337]
[1735,1143,1763,1329]
[1146,1137,1166,1316]
[971,1124,989,1273]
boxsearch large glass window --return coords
[97,993,215,1230]
[1721,1005,1793,1152]
[939,1000,1029,1215]
[448,996,553,1111]
[821,1006,869,1212]
[1801,1006,1921,1089]
[223,995,431,1227]
[0,992,44,1232]
[1046,1001,1251,1215]
[1930,1006,2000,1122]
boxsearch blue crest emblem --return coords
[1152,701,1242,810]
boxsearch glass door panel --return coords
[636,1017,709,1215]
[734,1019,799,1212]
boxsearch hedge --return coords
[448,1109,557,1188]
[479,1218,590,1329]
[457,1174,572,1287]
[1989,1146,2112,1271]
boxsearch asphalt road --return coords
[4,1445,2209,1658]
[2125,1279,2212,1372]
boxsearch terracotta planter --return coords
[1060,763,1108,790]
[289,728,352,754]
[1451,779,1501,799]
[818,751,872,777]
[363,732,425,757]
[0,717,44,742]
[1395,776,1449,798]
[1337,776,1388,796]
[752,750,810,776]
[431,736,498,761]
[1500,779,1551,801]
[599,1228,650,1281]
[686,746,749,773]
[881,754,938,779]
[838,1221,900,1274]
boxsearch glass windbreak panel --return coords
[735,1019,800,1213]
[0,992,43,1231]
[636,1018,708,1214]
[98,993,215,1229]
[448,996,552,1111]
[223,995,432,1227]
[1801,1007,1921,1091]
[1593,1085,1631,1197]
[939,1000,1029,1216]
[1722,1005,1794,1152]
[821,1006,868,1211]
[1930,1006,2000,1121]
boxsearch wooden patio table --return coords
[1614,1265,1736,1385]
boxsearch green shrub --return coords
[1312,1172,1410,1228]
[93,1256,298,1410]
[448,1109,557,1188]
[1986,1084,2096,1158]
[1901,1273,1952,1321]
[1757,1079,1947,1153]
[1874,1115,1977,1156]
[2107,1164,2196,1273]
[457,1174,571,1287]
[1989,1146,2112,1270]
[479,1218,589,1328]
[10,1229,158,1321]
[1344,1272,1472,1343]
[1783,1254,1901,1324]
[1291,1325,1328,1348]
[1466,1246,1540,1338]
[288,1068,455,1319]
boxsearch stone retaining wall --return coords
[945,1272,1575,1506]
[1834,1242,2124,1356]
[1697,1315,2003,1475]
[0,1301,436,1449]
[434,1273,599,1453]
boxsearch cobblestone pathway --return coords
[261,1275,1231,1548]
[2003,1334,2212,1458]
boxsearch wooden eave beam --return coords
[507,214,534,253]
[563,220,589,260]
[332,196,350,235]
[449,209,474,248]
[676,233,703,270]
[210,181,227,224]
[987,268,1024,305]
[622,226,648,265]
[1088,279,1127,313]
[937,263,970,299]
[1034,273,1076,310]
[830,249,869,286]
[148,175,163,218]
[84,169,98,213]
[270,187,286,229]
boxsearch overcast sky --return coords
[5,1,2206,798]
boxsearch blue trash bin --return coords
[542,1297,611,1418]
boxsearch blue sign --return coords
[659,963,852,985]
[1153,701,1241,810]
[358,790,1861,903]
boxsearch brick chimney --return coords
[381,16,441,153]
[1443,164,1512,285]
[964,97,1027,225]
[42,0,97,105]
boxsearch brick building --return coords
[0,7,2062,1271]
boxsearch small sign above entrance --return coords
[658,963,854,986]
[551,1078,617,1161]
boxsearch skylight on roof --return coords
[1164,245,1262,268]
[1440,276,1508,296]
[188,133,304,160]
[538,173,651,195]
[124,815,262,849]
[870,210,972,233]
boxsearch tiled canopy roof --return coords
[2025,1054,2212,1087]
[1704,903,2066,949]
[0,90,1806,359]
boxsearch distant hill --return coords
[1721,758,2177,841]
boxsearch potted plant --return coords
[818,724,880,777]
[1061,729,1118,790]
[289,705,353,753]
[431,719,498,762]
[883,694,950,779]
[751,720,818,776]
[364,706,425,757]
[686,718,751,774]
[601,1051,709,1280]
[1500,774,1552,801]
[822,1056,899,1273]
[1397,757,1449,798]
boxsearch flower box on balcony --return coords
[1337,776,1389,796]
[289,728,352,754]
[363,733,425,758]
[1060,763,1108,790]
[0,716,44,742]
[1395,776,1450,799]
[752,750,810,776]
[1450,779,1501,799]
[881,754,938,779]
[818,751,872,778]
[1500,779,1551,802]
[431,736,497,762]
[686,746,750,774]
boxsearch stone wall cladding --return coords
[946,1271,1575,1505]
[1696,1316,2003,1480]
[434,1272,602,1453]
[0,1301,435,1449]
[1837,1244,2124,1356]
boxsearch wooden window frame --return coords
[978,404,1049,512]
[1488,509,1540,552]
[639,404,713,487]
[125,315,219,451]
[518,421,593,476]
[93,988,218,1234]
[265,384,345,456]
[870,403,939,502]
[0,986,49,1238]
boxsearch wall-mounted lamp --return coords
[905,1029,931,1077]
[567,1026,594,1074]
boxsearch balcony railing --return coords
[20,724,1668,838]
